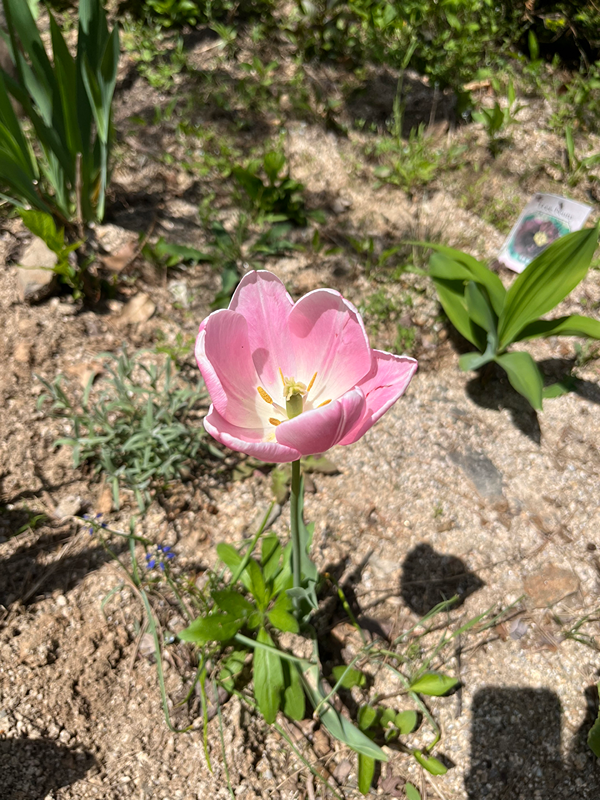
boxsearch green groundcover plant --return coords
[0,0,119,226]
[424,226,600,410]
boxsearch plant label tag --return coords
[498,193,592,273]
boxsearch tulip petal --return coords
[275,388,366,456]
[196,309,265,428]
[229,270,296,392]
[288,289,372,406]
[338,350,417,445]
[204,405,301,463]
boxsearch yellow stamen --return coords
[269,418,281,426]
[279,367,285,387]
[307,372,317,393]
[318,399,331,407]
[257,386,273,405]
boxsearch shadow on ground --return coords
[0,738,96,800]
[465,687,600,799]
[400,543,484,616]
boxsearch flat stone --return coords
[52,494,84,520]
[118,293,156,325]
[95,223,137,255]
[523,564,580,607]
[449,447,504,501]
[15,236,58,303]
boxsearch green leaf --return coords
[331,665,366,689]
[459,349,494,372]
[271,466,290,503]
[543,378,576,399]
[588,684,600,758]
[465,281,497,338]
[253,627,284,724]
[267,600,299,634]
[218,649,247,692]
[515,314,600,342]
[19,209,64,253]
[405,782,422,800]
[246,559,269,610]
[216,543,242,572]
[413,750,448,776]
[358,704,378,731]
[261,535,282,583]
[178,612,242,644]
[301,455,340,474]
[263,151,285,183]
[494,351,544,411]
[212,589,255,619]
[301,662,387,761]
[425,243,506,315]
[498,227,599,348]
[430,273,486,350]
[358,753,376,794]
[283,661,305,720]
[409,673,459,697]
[395,709,418,735]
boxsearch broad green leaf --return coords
[431,274,487,350]
[246,559,269,610]
[358,704,378,731]
[425,244,506,315]
[395,710,418,735]
[465,281,497,338]
[413,750,448,776]
[459,349,494,372]
[301,455,340,474]
[178,612,242,644]
[358,753,376,795]
[283,661,305,720]
[261,535,282,583]
[515,314,600,342]
[253,627,284,724]
[331,665,366,689]
[495,351,544,411]
[405,782,422,800]
[19,209,64,253]
[409,673,459,697]
[543,378,576,399]
[267,591,299,633]
[216,543,242,571]
[263,151,285,183]
[588,684,600,757]
[212,589,255,619]
[498,227,599,348]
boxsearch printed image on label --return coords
[498,194,592,273]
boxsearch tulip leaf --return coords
[498,226,599,348]
[464,281,497,338]
[459,348,495,372]
[494,351,543,411]
[409,672,459,696]
[254,627,284,724]
[430,273,487,350]
[358,753,376,794]
[178,612,242,644]
[515,314,600,342]
[425,243,506,315]
[413,750,448,776]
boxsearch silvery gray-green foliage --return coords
[426,226,600,410]
[38,349,214,511]
[0,0,119,225]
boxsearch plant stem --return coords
[290,459,302,599]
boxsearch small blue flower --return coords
[95,513,103,519]
[88,527,94,535]
[159,562,165,571]
[147,558,156,569]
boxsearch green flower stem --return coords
[290,459,302,607]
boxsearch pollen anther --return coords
[318,399,332,407]
[257,386,273,404]
[269,417,281,426]
[307,372,317,393]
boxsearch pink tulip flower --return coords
[195,271,417,462]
